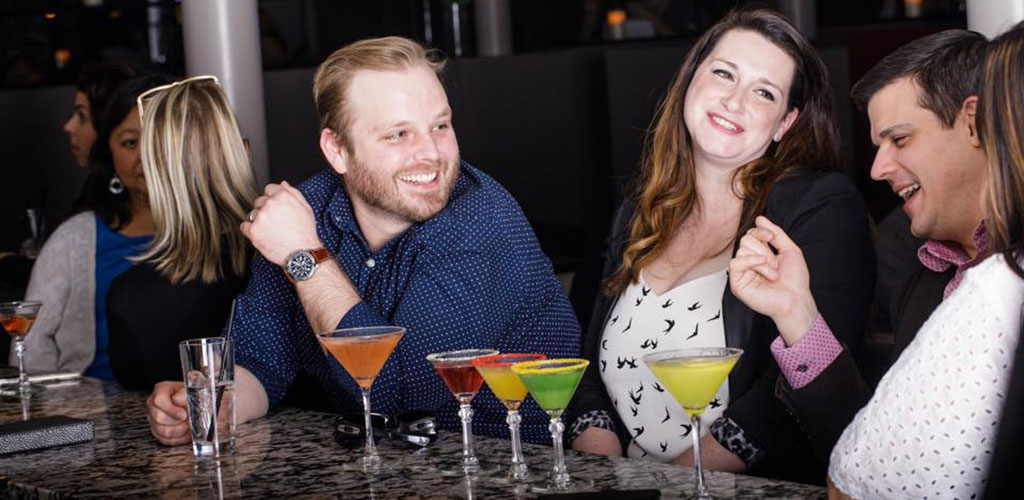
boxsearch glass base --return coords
[433,458,502,478]
[341,454,396,474]
[530,474,595,494]
[0,381,43,397]
[485,464,537,485]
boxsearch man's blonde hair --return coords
[313,36,445,146]
[137,79,258,284]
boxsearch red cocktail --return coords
[427,348,499,474]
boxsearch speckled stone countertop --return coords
[0,379,825,499]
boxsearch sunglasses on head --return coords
[136,75,220,119]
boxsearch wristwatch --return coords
[284,248,332,283]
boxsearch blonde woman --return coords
[106,76,258,390]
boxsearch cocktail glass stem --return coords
[458,403,479,472]
[19,392,29,421]
[361,387,381,469]
[548,416,570,488]
[14,337,28,394]
[507,410,528,480]
[690,413,710,499]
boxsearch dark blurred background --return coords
[0,0,968,322]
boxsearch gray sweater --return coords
[12,212,98,373]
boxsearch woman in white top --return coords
[730,22,1024,500]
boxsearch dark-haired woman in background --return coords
[63,61,140,169]
[568,8,874,484]
[15,74,172,378]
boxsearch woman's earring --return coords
[108,174,124,194]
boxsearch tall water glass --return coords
[179,337,235,459]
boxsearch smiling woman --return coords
[568,8,875,485]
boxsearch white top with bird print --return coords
[599,268,729,461]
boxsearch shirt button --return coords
[366,258,376,268]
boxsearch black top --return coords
[568,171,876,485]
[106,259,248,391]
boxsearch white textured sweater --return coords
[829,253,1024,499]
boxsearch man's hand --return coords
[146,381,191,446]
[729,216,819,346]
[240,181,322,266]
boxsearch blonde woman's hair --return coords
[137,79,258,284]
[313,36,445,147]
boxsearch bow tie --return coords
[334,410,438,448]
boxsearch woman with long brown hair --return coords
[568,8,874,482]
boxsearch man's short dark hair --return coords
[851,30,987,128]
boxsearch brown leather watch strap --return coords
[310,248,332,264]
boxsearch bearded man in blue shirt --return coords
[146,37,580,445]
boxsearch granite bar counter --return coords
[0,379,825,499]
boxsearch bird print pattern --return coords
[600,268,731,462]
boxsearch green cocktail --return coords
[511,358,589,491]
[643,348,743,500]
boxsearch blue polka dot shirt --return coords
[232,163,581,444]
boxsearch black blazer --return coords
[568,171,876,485]
[776,257,951,467]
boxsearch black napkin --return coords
[0,415,94,455]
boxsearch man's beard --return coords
[343,154,460,224]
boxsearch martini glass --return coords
[317,326,405,472]
[427,348,499,474]
[511,358,590,492]
[643,347,743,500]
[472,353,546,482]
[0,301,43,396]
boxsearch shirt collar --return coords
[326,179,360,235]
[917,220,989,272]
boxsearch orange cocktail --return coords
[317,326,405,472]
[319,331,403,389]
[0,301,43,396]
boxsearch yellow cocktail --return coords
[646,356,739,416]
[643,348,743,500]
[472,353,546,482]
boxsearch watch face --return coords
[287,251,316,281]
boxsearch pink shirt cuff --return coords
[770,314,843,389]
